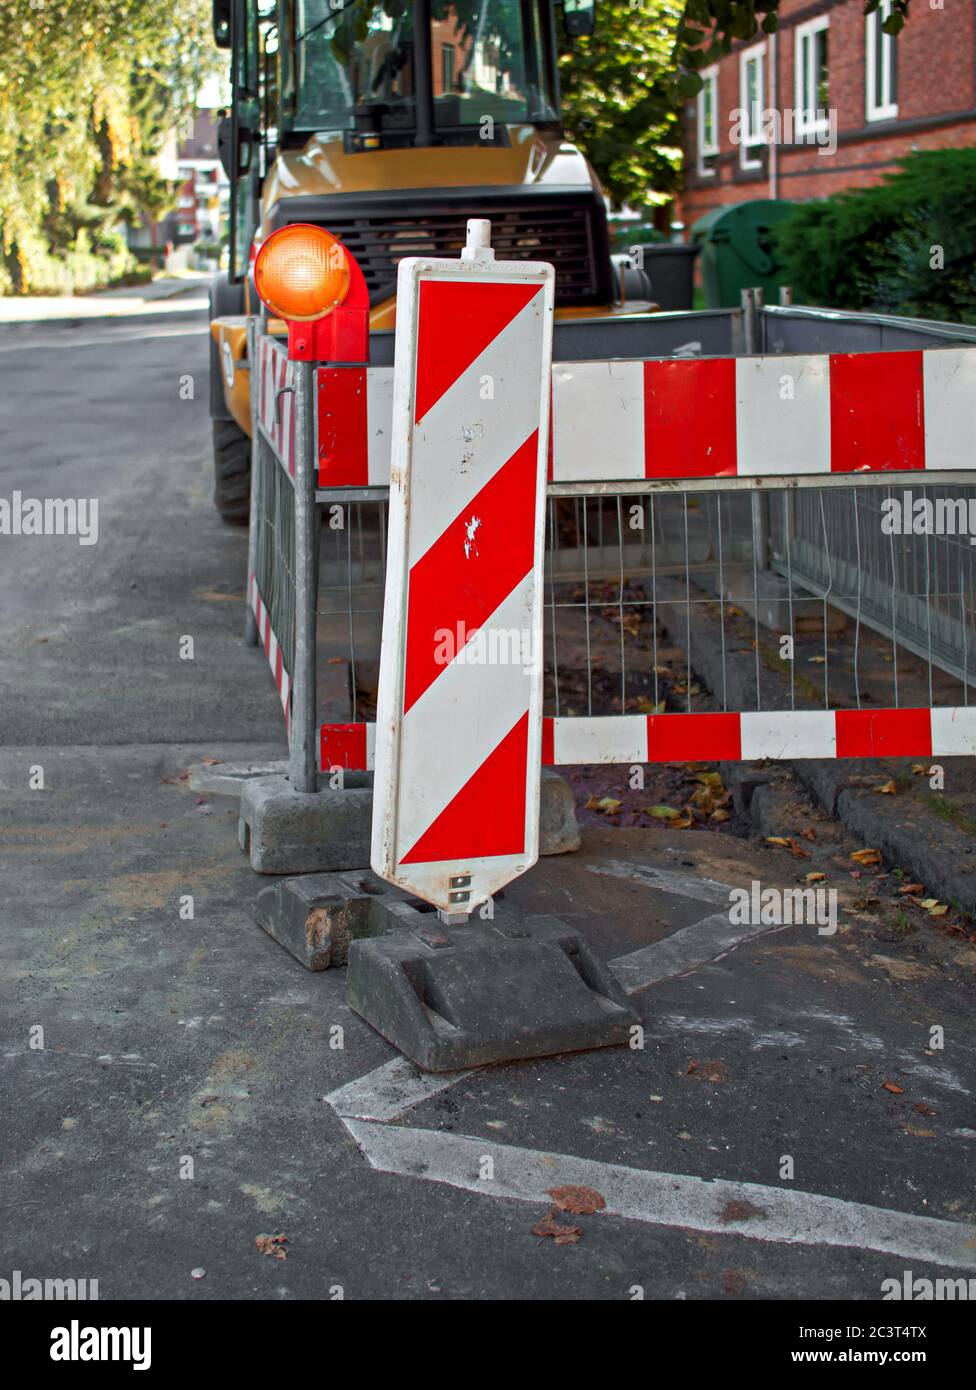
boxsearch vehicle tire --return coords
[213,417,251,525]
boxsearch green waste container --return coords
[691,199,795,309]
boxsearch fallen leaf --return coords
[719,1199,766,1225]
[874,780,897,795]
[766,836,791,847]
[800,828,817,842]
[647,804,682,820]
[897,884,924,895]
[635,694,666,714]
[928,903,949,917]
[805,872,827,882]
[903,1125,936,1137]
[914,1102,936,1116]
[710,809,730,822]
[546,1185,606,1216]
[696,772,724,788]
[686,1059,729,1083]
[255,1233,288,1260]
[532,1211,582,1245]
[918,898,940,910]
[851,848,882,866]
[200,757,222,767]
[882,1081,905,1095]
[807,655,827,664]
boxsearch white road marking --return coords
[326,1057,471,1122]
[586,858,735,907]
[327,863,976,1271]
[343,1120,976,1271]
[610,911,787,994]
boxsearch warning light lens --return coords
[253,223,351,323]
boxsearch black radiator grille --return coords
[322,202,602,306]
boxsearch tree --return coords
[0,1,216,294]
[558,1,685,209]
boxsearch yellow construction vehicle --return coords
[209,0,651,521]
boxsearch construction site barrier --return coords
[243,232,976,813]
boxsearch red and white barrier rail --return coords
[315,347,976,489]
[323,706,976,771]
[249,573,291,733]
[256,335,298,479]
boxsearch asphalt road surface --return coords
[1,302,974,1302]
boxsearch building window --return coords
[442,43,455,93]
[738,42,766,169]
[697,65,719,175]
[866,0,898,121]
[795,16,829,135]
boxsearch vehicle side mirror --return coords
[217,115,252,180]
[562,0,596,39]
[213,0,232,49]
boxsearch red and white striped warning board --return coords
[326,706,976,771]
[371,221,555,913]
[314,346,976,488]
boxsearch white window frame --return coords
[794,16,829,137]
[866,0,898,122]
[738,42,767,170]
[697,64,719,176]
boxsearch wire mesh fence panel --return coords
[316,500,388,726]
[253,433,297,678]
[316,482,976,770]
[769,484,976,696]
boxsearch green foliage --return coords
[774,151,976,323]
[671,1,913,97]
[0,1,217,294]
[558,1,685,208]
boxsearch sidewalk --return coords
[0,273,212,325]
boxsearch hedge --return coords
[774,150,976,324]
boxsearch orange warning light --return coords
[253,223,352,323]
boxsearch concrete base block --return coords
[255,869,390,969]
[239,774,373,874]
[341,884,638,1070]
[540,768,582,856]
[239,769,580,875]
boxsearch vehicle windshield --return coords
[287,0,557,134]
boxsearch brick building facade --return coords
[677,0,976,226]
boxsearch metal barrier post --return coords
[740,285,764,353]
[289,358,318,793]
[244,314,261,648]
[238,228,375,873]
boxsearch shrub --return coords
[774,150,976,324]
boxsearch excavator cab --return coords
[208,0,645,522]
